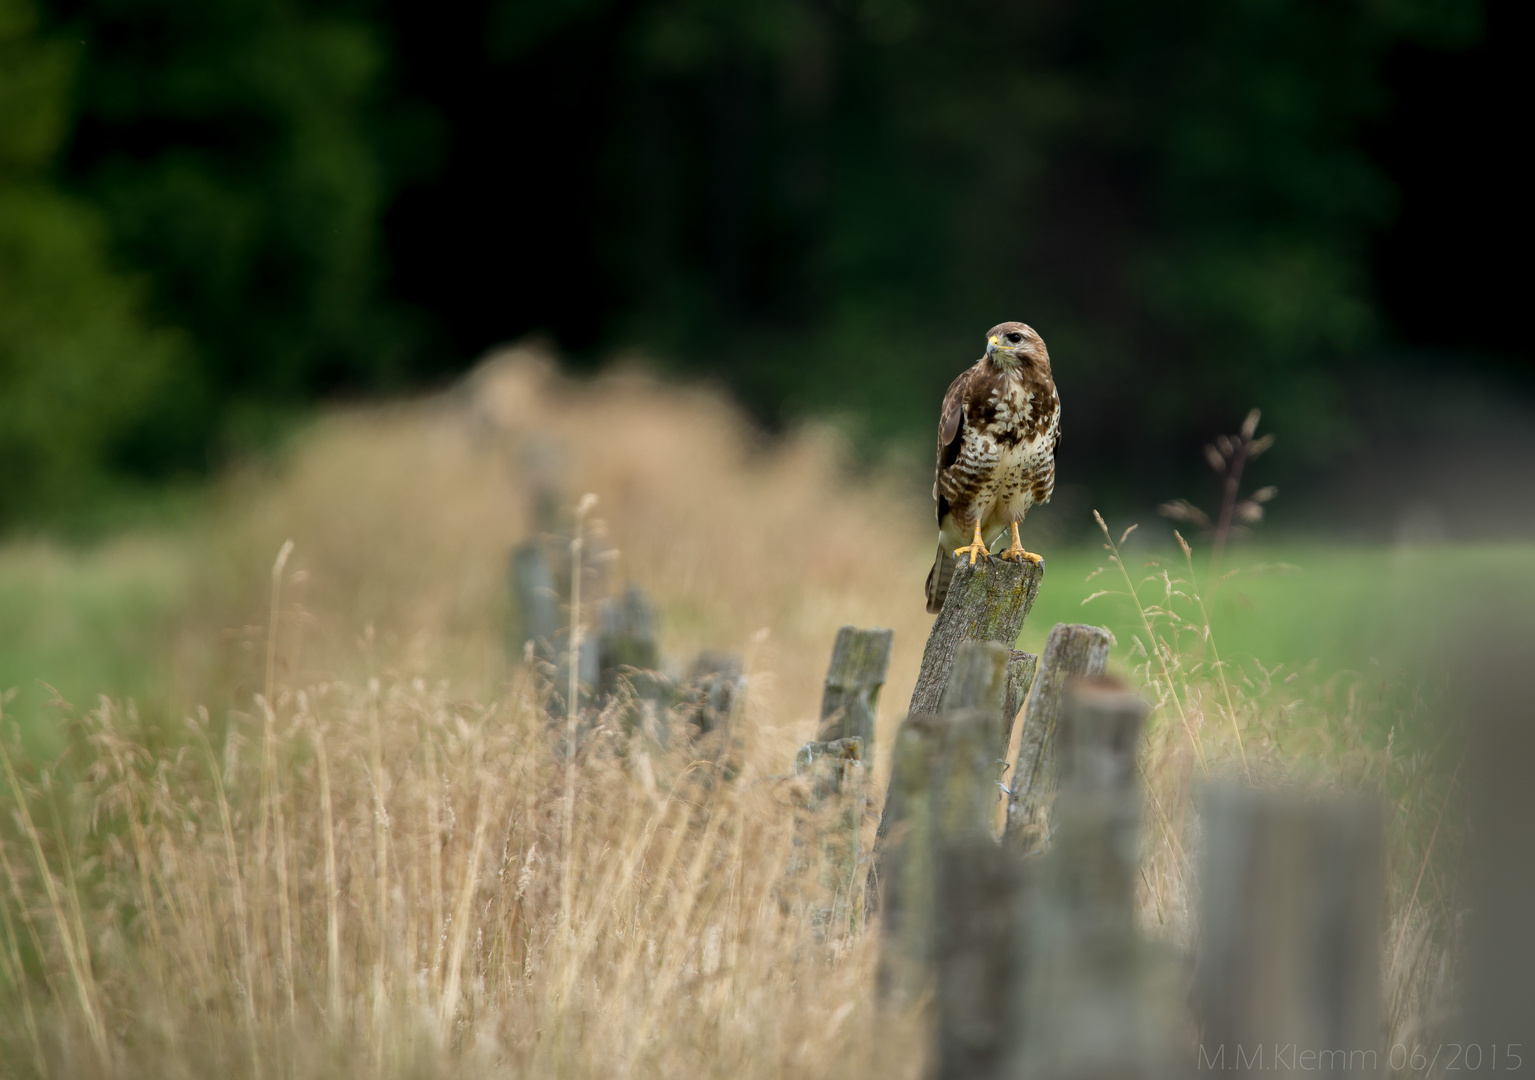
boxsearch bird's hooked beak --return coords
[986,334,1001,358]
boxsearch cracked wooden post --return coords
[874,641,1010,1006]
[906,558,1044,716]
[1009,679,1183,1078]
[1004,623,1111,850]
[930,642,1018,1080]
[872,556,1040,913]
[792,627,893,932]
[1196,785,1384,1075]
[1001,649,1038,754]
[816,626,895,744]
[806,626,894,791]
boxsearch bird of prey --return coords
[924,321,1060,614]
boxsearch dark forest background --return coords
[1,0,1527,532]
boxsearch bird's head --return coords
[984,321,1049,373]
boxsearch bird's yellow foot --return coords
[996,522,1042,564]
[953,541,994,565]
[952,520,993,565]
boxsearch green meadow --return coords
[1023,541,1535,677]
[8,527,1530,753]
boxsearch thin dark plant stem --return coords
[1210,438,1249,580]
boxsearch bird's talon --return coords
[996,522,1043,565]
[952,542,989,565]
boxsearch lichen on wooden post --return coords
[812,625,894,774]
[789,628,892,934]
[873,641,1010,1002]
[1001,649,1037,755]
[930,644,1022,1080]
[907,558,1044,718]
[939,639,1012,715]
[1004,622,1111,849]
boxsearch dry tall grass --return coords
[0,348,1461,1077]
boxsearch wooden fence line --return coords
[862,552,1388,1076]
[505,530,1400,1067]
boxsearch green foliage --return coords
[0,0,1490,525]
[0,0,430,526]
[67,0,419,403]
[0,0,185,521]
[0,537,190,758]
[533,0,1483,451]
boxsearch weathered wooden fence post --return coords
[791,627,894,932]
[683,651,743,737]
[1001,649,1038,756]
[1458,625,1535,1050]
[1004,623,1112,849]
[870,558,1041,913]
[1196,785,1384,1077]
[598,584,670,742]
[928,643,1020,1080]
[797,626,894,796]
[509,541,560,661]
[906,559,1044,716]
[816,626,895,747]
[875,641,1011,1003]
[1007,678,1183,1079]
[597,585,659,689]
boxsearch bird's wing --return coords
[1034,393,1062,504]
[934,365,974,522]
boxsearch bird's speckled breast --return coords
[945,371,1058,528]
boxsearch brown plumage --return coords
[924,321,1060,614]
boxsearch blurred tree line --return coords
[0,0,1510,526]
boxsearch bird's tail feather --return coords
[925,542,955,615]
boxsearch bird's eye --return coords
[1005,332,1022,344]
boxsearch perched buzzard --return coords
[924,321,1060,614]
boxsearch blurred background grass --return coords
[17,535,1535,732]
